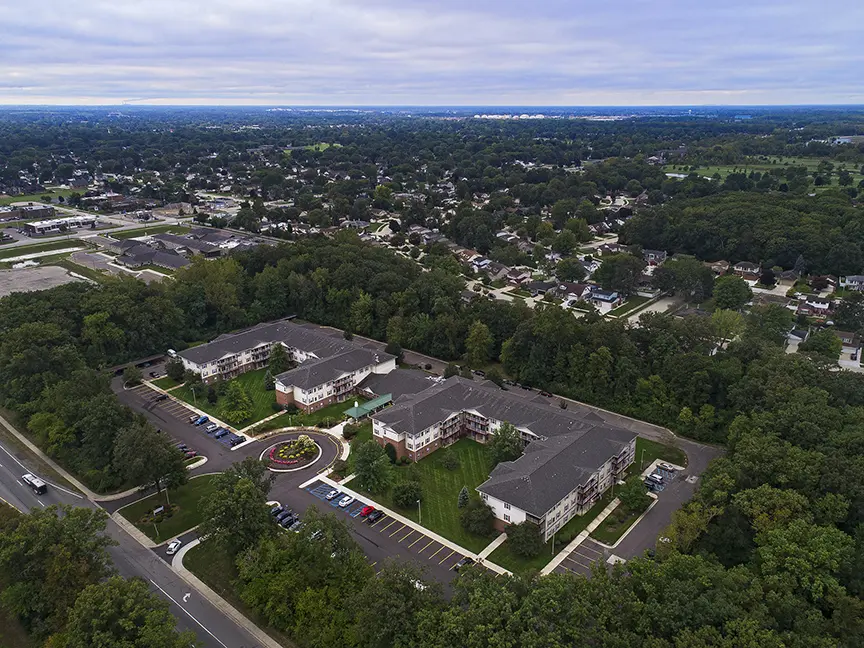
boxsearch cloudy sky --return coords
[1,0,861,105]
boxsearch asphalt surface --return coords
[0,438,262,648]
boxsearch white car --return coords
[338,495,355,508]
[325,489,340,501]
[205,423,218,432]
[166,539,183,555]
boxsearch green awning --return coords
[343,393,392,419]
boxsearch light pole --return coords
[417,500,422,526]
[640,448,645,471]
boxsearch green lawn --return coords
[56,258,105,282]
[118,475,220,542]
[0,239,85,260]
[352,420,373,444]
[356,438,495,553]
[591,500,650,546]
[152,376,182,390]
[0,188,82,206]
[488,489,615,575]
[608,295,650,317]
[184,543,298,647]
[172,368,276,427]
[111,224,190,240]
[295,398,367,428]
[663,156,864,189]
[634,437,687,472]
[136,264,175,275]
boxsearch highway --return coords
[0,439,262,648]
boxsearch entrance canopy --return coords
[343,393,392,419]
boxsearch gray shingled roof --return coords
[178,320,383,366]
[359,368,438,400]
[274,348,382,390]
[477,426,636,516]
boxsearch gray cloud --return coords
[0,0,862,104]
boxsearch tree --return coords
[268,343,291,375]
[799,329,842,360]
[112,423,187,501]
[123,364,142,385]
[713,275,752,310]
[711,309,745,349]
[219,381,253,423]
[555,257,586,282]
[441,447,460,471]
[485,366,504,387]
[165,358,185,382]
[746,304,794,345]
[507,522,543,558]
[385,341,404,363]
[652,257,714,301]
[443,363,459,378]
[488,421,523,466]
[833,291,864,332]
[199,459,275,556]
[464,320,493,367]
[393,481,423,509]
[385,442,398,464]
[793,254,807,276]
[458,485,470,508]
[551,230,578,255]
[59,576,198,648]
[759,268,777,287]
[353,440,393,493]
[594,254,646,296]
[617,475,651,513]
[460,500,495,537]
[0,506,115,638]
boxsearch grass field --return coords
[0,188,82,206]
[357,438,495,553]
[152,376,182,390]
[664,155,864,189]
[0,239,85,260]
[608,295,650,317]
[55,258,105,282]
[184,543,298,647]
[297,398,366,428]
[173,368,276,426]
[118,475,220,542]
[111,224,190,240]
[635,437,687,471]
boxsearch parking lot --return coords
[297,480,492,580]
[554,538,607,577]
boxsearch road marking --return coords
[398,529,415,543]
[183,592,191,603]
[380,519,397,531]
[369,515,387,527]
[16,480,22,486]
[418,539,434,553]
[408,535,424,548]
[370,561,377,568]
[38,500,45,507]
[148,579,229,648]
[438,550,455,565]
[429,545,445,559]
[388,524,406,537]
[0,443,82,498]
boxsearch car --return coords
[279,516,296,528]
[166,539,182,555]
[183,450,197,459]
[289,520,303,533]
[452,557,475,571]
[658,462,677,472]
[205,423,218,432]
[213,428,230,439]
[175,442,188,450]
[521,384,533,391]
[189,415,200,423]
[643,478,659,492]
[338,495,355,508]
[155,394,169,402]
[360,505,375,517]
[149,371,160,378]
[473,369,486,377]
[366,510,384,523]
[325,489,341,501]
[228,434,245,447]
[194,416,209,426]
[270,505,284,517]
[647,473,664,485]
[539,390,553,397]
[275,510,294,524]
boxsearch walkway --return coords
[542,498,619,575]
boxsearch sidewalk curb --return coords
[110,511,157,549]
[173,539,285,648]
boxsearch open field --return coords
[0,188,82,206]
[111,224,190,240]
[172,368,276,426]
[664,156,864,188]
[118,474,219,542]
[152,376,182,390]
[0,239,85,260]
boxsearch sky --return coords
[1,0,862,106]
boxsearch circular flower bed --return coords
[269,434,318,466]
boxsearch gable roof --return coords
[274,348,383,391]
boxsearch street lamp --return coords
[417,500,422,525]
[640,448,646,471]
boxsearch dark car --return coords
[149,371,160,378]
[473,369,486,377]
[155,394,169,402]
[275,510,294,524]
[366,510,385,523]
[213,428,230,439]
[279,516,297,528]
[184,450,197,459]
[539,390,553,397]
[175,442,188,450]
[453,557,475,571]
[228,434,244,446]
[270,505,284,517]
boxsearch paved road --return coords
[0,437,261,648]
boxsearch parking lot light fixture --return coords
[417,499,421,525]
[640,448,645,471]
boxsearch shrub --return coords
[441,447,460,471]
[271,402,284,412]
[385,342,403,363]
[284,404,299,415]
[384,443,398,464]
[393,481,423,509]
[343,423,361,441]
[460,500,495,537]
[507,522,543,558]
[457,486,470,508]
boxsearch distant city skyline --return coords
[1,0,861,105]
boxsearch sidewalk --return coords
[478,532,507,559]
[173,539,284,648]
[541,498,620,575]
[317,474,512,576]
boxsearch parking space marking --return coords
[408,534,424,548]
[380,519,397,532]
[438,550,455,565]
[369,515,388,528]
[388,524,406,538]
[398,529,415,543]
[417,539,435,553]
[429,545,445,559]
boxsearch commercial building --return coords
[0,205,55,222]
[370,376,636,538]
[23,214,96,235]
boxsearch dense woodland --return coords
[3,108,864,647]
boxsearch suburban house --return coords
[706,260,731,275]
[795,296,834,317]
[555,282,592,301]
[643,249,668,266]
[840,275,864,291]
[733,261,761,280]
[506,268,532,285]
[526,280,557,297]
[370,377,636,540]
[832,330,861,355]
[588,288,624,312]
[777,270,799,286]
[177,319,395,391]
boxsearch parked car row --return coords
[174,441,198,460]
[270,504,303,531]
[188,415,244,446]
[644,464,677,492]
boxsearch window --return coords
[503,514,510,522]
[503,502,511,510]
